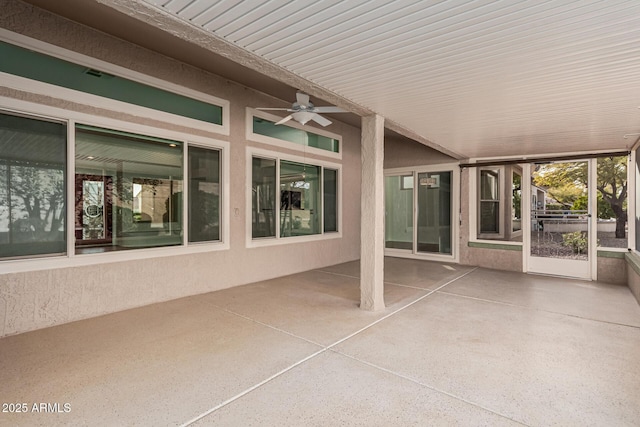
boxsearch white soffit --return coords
[145,0,640,158]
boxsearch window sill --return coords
[0,241,230,274]
[247,232,341,248]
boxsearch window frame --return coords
[511,170,523,236]
[0,98,230,274]
[477,166,505,239]
[384,164,460,263]
[246,146,342,248]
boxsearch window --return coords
[476,165,524,241]
[188,146,220,243]
[252,117,339,153]
[0,112,67,259]
[75,125,183,252]
[323,168,338,233]
[479,168,501,235]
[512,172,522,232]
[251,155,339,241]
[252,157,277,238]
[280,161,320,237]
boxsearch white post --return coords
[360,114,385,311]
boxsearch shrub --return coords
[562,231,587,254]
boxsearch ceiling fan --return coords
[256,92,347,127]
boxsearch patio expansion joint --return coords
[330,350,530,427]
[313,269,360,280]
[182,267,479,426]
[206,303,326,347]
[437,291,640,330]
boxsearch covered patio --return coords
[2,257,639,426]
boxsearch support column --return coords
[360,114,385,311]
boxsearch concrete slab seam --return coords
[313,269,360,280]
[209,303,325,347]
[183,267,478,425]
[437,291,640,330]
[383,281,432,291]
[324,267,479,351]
[332,350,530,427]
[179,347,329,427]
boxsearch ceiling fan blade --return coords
[310,113,332,127]
[275,115,293,125]
[256,107,292,111]
[296,92,310,107]
[313,106,346,113]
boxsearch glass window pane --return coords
[417,172,452,254]
[323,168,338,233]
[512,172,522,232]
[189,147,220,243]
[252,157,276,238]
[384,175,414,250]
[280,160,321,237]
[480,201,500,233]
[480,169,499,200]
[253,117,339,153]
[75,125,183,253]
[0,112,67,259]
[597,155,627,248]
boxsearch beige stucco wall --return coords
[0,2,361,337]
[384,137,455,168]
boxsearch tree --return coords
[534,157,627,238]
[596,156,628,238]
[5,165,65,241]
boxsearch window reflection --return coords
[75,125,183,253]
[280,161,320,237]
[0,112,66,259]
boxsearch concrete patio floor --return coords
[1,257,639,426]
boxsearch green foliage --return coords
[562,231,588,254]
[534,162,587,208]
[534,157,628,238]
[545,203,564,212]
[572,194,614,219]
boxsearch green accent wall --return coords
[0,41,223,125]
[468,241,522,251]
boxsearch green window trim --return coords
[468,241,522,251]
[0,40,223,126]
[252,117,340,154]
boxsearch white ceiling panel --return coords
[142,0,640,159]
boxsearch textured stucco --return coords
[360,115,385,311]
[384,137,455,169]
[0,2,362,336]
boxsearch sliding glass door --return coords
[384,175,414,251]
[417,171,452,255]
[385,167,457,260]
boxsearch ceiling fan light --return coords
[291,111,314,125]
